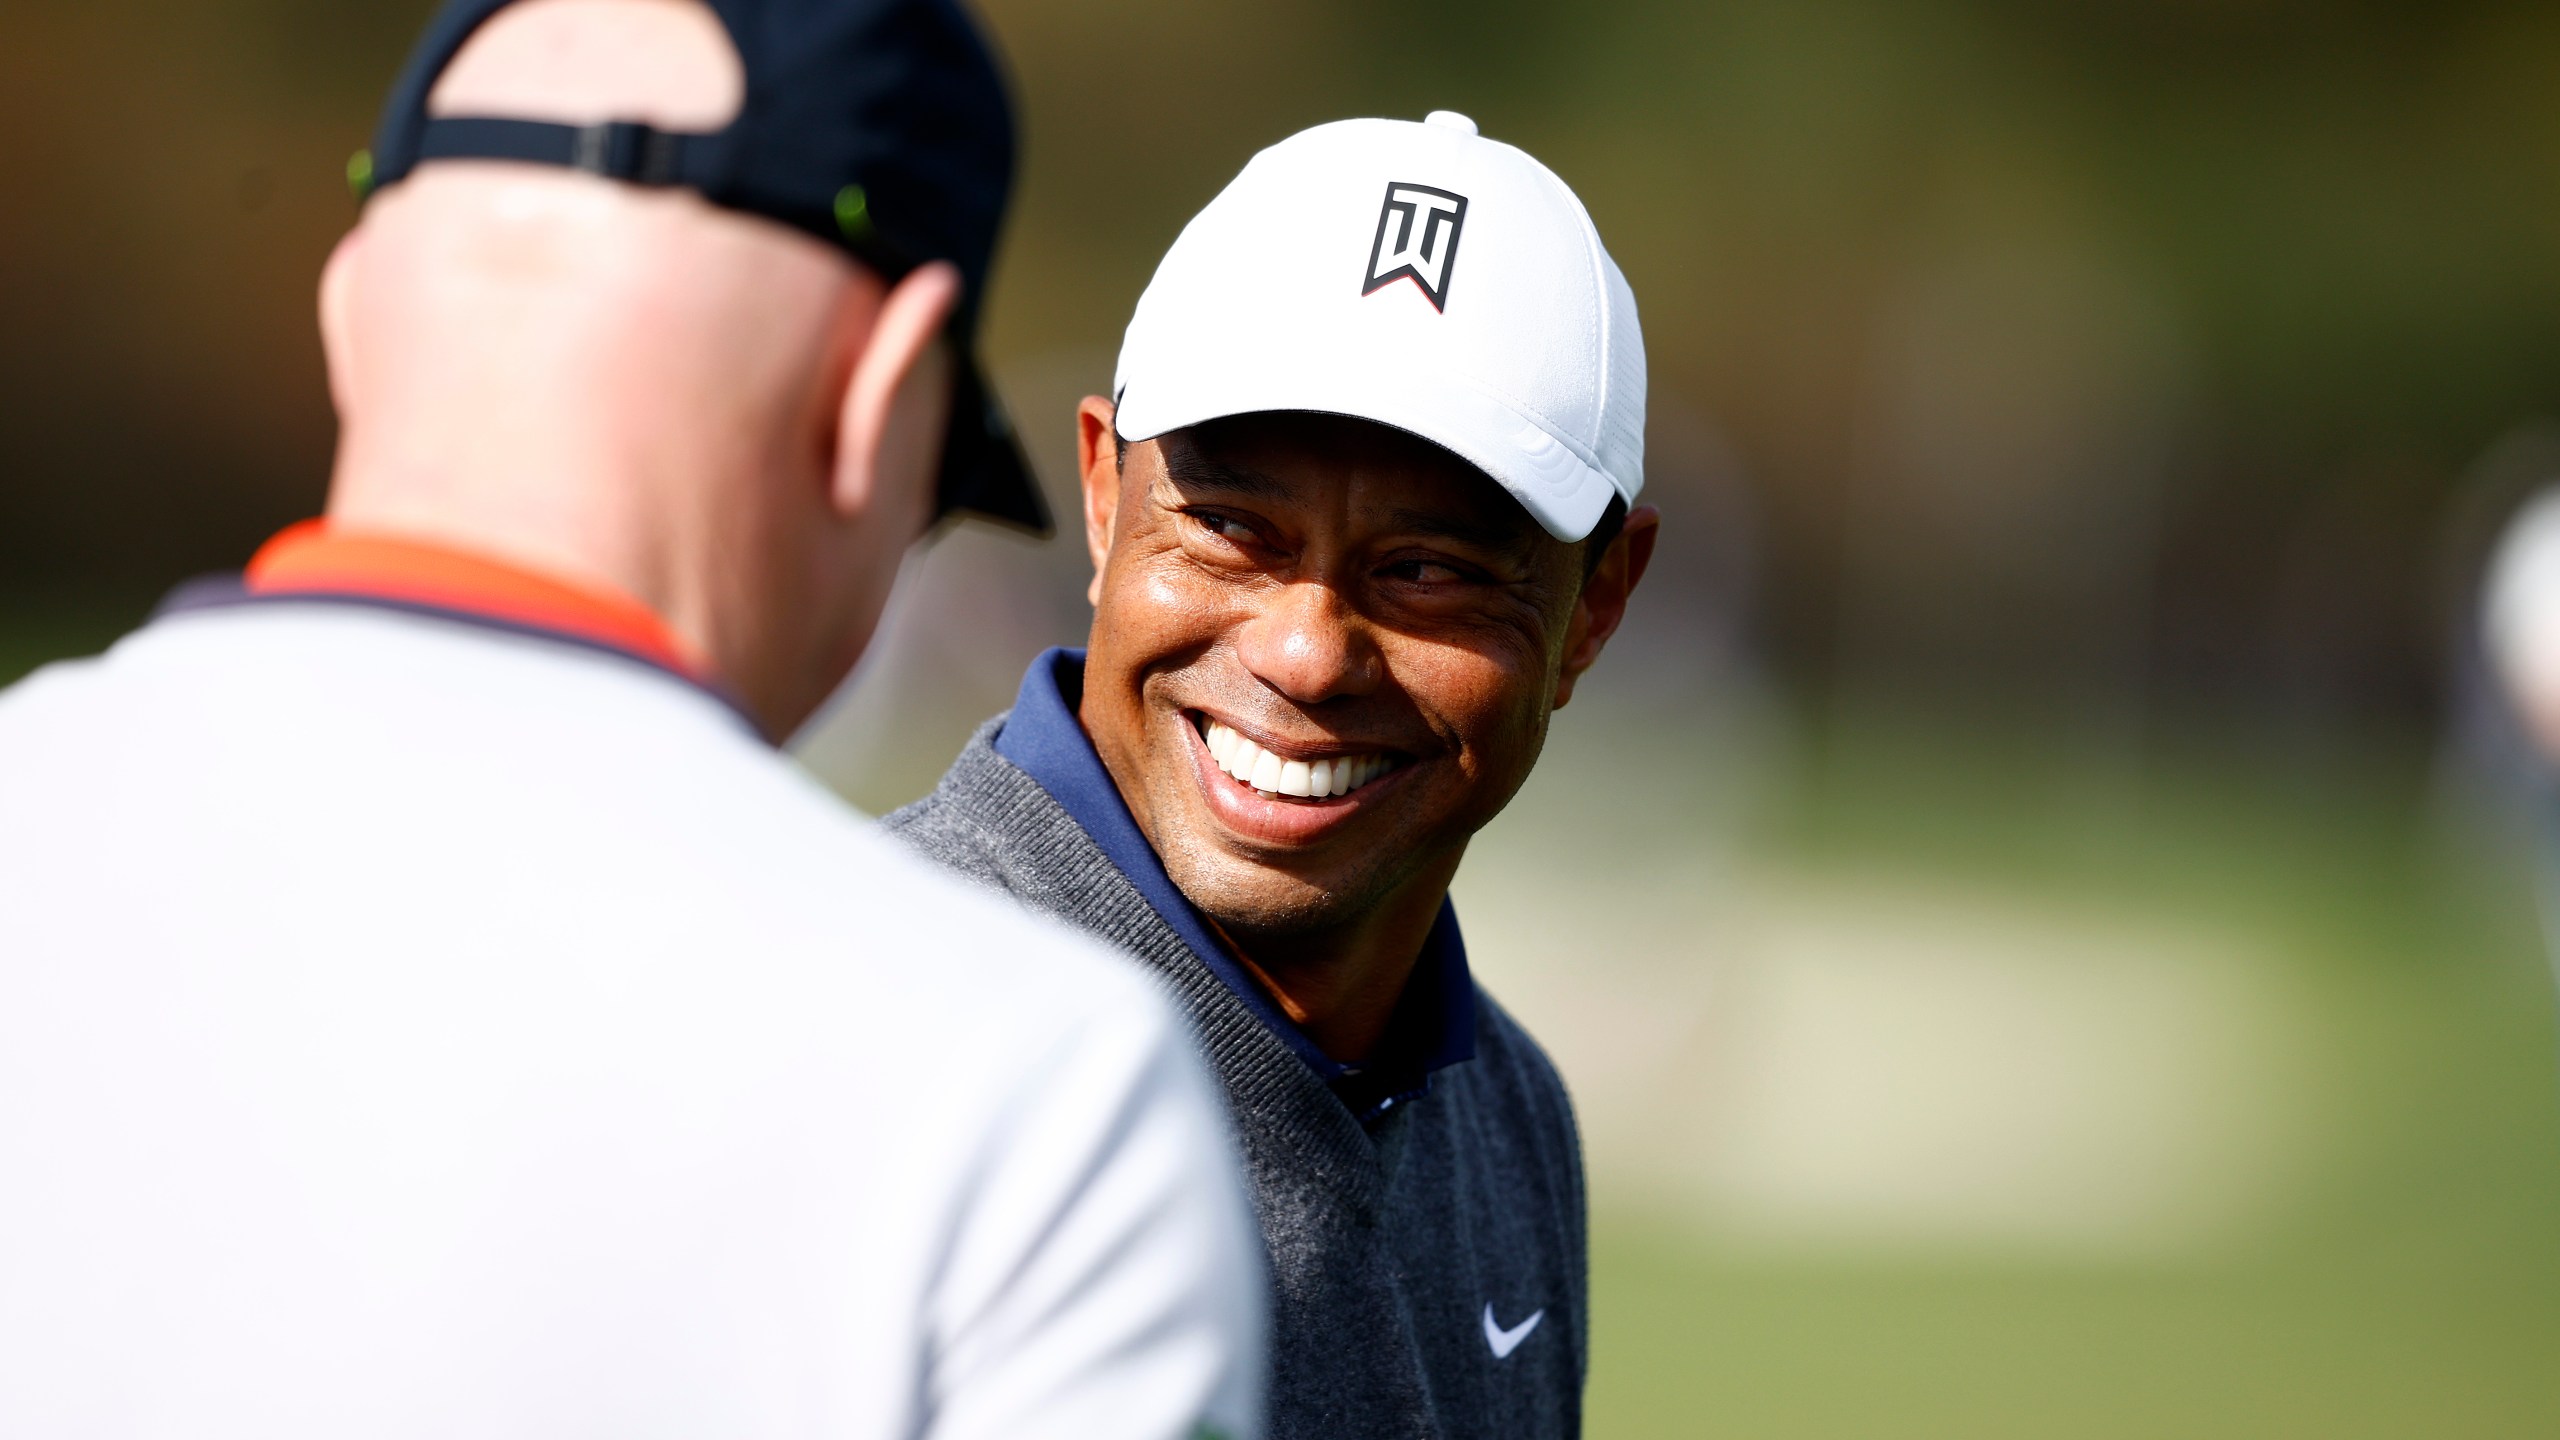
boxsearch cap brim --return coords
[935,349,1052,536]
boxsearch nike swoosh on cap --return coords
[1482,1302,1544,1359]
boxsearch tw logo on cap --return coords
[1362,182,1469,312]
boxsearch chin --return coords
[1157,830,1407,936]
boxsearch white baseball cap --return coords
[1112,111,1646,543]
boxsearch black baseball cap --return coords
[361,0,1051,535]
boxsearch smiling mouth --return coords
[1195,714,1404,801]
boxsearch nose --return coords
[1233,579,1384,706]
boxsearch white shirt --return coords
[0,599,1264,1440]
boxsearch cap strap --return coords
[415,115,728,188]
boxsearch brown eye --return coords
[1191,512,1256,545]
[1385,559,1469,585]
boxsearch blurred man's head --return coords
[2485,487,2560,759]
[1074,113,1657,963]
[320,0,1021,737]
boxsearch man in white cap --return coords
[2482,488,2560,980]
[891,111,1659,1438]
[2486,489,2560,764]
[0,2,1263,1436]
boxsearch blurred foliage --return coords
[981,0,2560,723]
[9,0,2560,705]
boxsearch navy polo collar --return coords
[994,648,1476,1116]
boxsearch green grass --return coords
[1586,976,2560,1435]
[1590,1224,2560,1438]
[1576,698,2560,1437]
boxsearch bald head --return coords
[319,0,964,738]
[327,0,846,522]
[430,0,743,128]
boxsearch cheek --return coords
[1101,549,1233,653]
[1399,634,1552,770]
[1139,568,1202,626]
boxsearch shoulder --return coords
[882,716,1103,909]
[665,740,1176,1074]
[2,609,1166,1049]
[0,614,179,736]
[0,655,101,737]
[812,825,1168,1021]
[1470,988,1576,1114]
[880,717,1018,878]
[1455,987,1589,1282]
[1444,987,1584,1182]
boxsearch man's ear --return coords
[1076,395,1124,609]
[317,228,365,419]
[1553,504,1660,710]
[831,260,962,526]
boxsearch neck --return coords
[323,412,793,736]
[331,382,698,581]
[1217,851,1463,1064]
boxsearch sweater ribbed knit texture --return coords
[887,722,1587,1440]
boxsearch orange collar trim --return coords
[245,520,708,683]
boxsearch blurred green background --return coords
[10,0,2560,1433]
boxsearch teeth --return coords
[1200,719,1393,799]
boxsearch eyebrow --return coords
[1157,449,1295,502]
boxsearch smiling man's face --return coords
[1075,401,1650,948]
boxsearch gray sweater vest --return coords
[886,724,1587,1440]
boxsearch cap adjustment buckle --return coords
[573,121,683,186]
[410,115,704,190]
